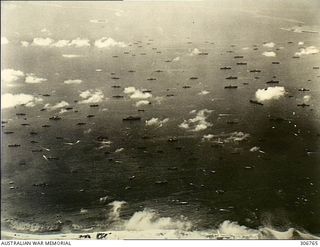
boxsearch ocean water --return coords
[1,0,320,239]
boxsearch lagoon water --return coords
[1,0,320,239]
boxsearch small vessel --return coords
[298,88,310,92]
[42,125,51,128]
[122,116,141,121]
[182,86,191,89]
[3,131,14,134]
[198,52,209,55]
[42,94,51,97]
[189,77,198,80]
[111,77,120,80]
[128,70,136,72]
[249,69,261,73]
[65,107,73,110]
[166,94,175,97]
[266,80,279,84]
[142,90,152,93]
[16,113,26,116]
[76,122,86,126]
[155,70,163,73]
[272,62,280,64]
[224,85,238,89]
[220,67,231,70]
[111,85,121,88]
[90,104,99,107]
[30,131,38,135]
[87,115,95,118]
[249,100,263,105]
[147,78,156,81]
[155,180,168,185]
[8,144,20,147]
[297,103,310,107]
[236,62,247,65]
[234,56,244,58]
[112,95,124,98]
[49,116,61,120]
[226,76,238,80]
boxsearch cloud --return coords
[64,79,82,84]
[40,28,52,35]
[262,51,276,57]
[295,46,319,56]
[1,37,9,45]
[1,69,24,83]
[298,41,304,46]
[90,19,108,23]
[25,73,47,84]
[198,90,210,95]
[202,131,250,144]
[62,54,83,58]
[172,56,180,62]
[94,37,127,48]
[135,100,150,107]
[69,38,90,47]
[189,48,201,56]
[255,86,285,102]
[44,101,69,111]
[1,93,43,109]
[263,42,275,48]
[32,37,54,46]
[79,89,105,104]
[303,95,311,102]
[21,41,30,47]
[52,40,70,47]
[145,117,169,127]
[124,87,152,99]
[179,109,212,132]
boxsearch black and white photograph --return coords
[1,0,320,241]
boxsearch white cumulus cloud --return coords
[69,38,90,47]
[145,117,169,127]
[94,37,127,48]
[188,48,201,56]
[32,37,54,46]
[45,101,69,111]
[79,89,105,104]
[52,40,70,47]
[21,41,30,47]
[124,87,152,99]
[255,86,286,102]
[263,42,275,48]
[1,93,43,109]
[135,100,150,107]
[62,54,83,58]
[295,46,319,56]
[1,37,9,45]
[64,79,82,84]
[179,109,212,132]
[1,69,24,83]
[262,51,276,57]
[25,73,47,84]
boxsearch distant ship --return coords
[236,62,247,65]
[112,95,124,98]
[224,85,238,89]
[90,104,99,107]
[249,100,263,105]
[182,86,191,89]
[111,85,121,88]
[272,62,280,64]
[266,80,279,84]
[297,103,310,107]
[49,116,62,120]
[147,78,156,81]
[249,69,261,73]
[8,144,20,147]
[226,76,238,80]
[298,88,310,91]
[220,67,231,70]
[122,116,141,121]
[189,77,198,80]
[198,52,209,55]
[234,56,244,58]
[111,77,120,80]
